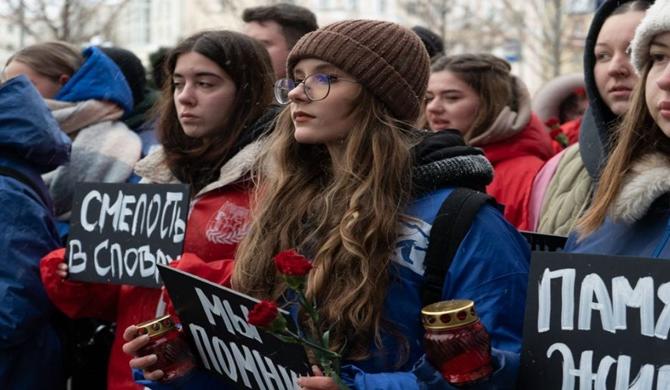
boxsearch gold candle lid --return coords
[136,314,176,338]
[421,300,478,330]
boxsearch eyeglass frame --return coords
[273,72,359,105]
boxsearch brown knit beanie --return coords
[287,19,430,123]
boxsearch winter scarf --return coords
[42,99,141,218]
[412,130,493,195]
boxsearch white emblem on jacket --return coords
[392,219,431,276]
[205,202,250,244]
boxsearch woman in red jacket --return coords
[425,53,554,229]
[39,30,277,390]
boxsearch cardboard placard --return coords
[519,252,670,389]
[66,183,189,288]
[159,265,311,389]
[521,231,568,252]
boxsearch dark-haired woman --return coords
[39,30,278,390]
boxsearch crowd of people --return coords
[2,0,670,388]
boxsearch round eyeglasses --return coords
[274,73,358,105]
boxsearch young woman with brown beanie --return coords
[123,20,529,389]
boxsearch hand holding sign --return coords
[158,265,311,389]
[66,183,190,288]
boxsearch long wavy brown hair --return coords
[577,60,670,236]
[156,31,274,193]
[232,90,420,361]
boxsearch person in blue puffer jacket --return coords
[4,42,141,238]
[0,75,71,388]
[124,20,530,389]
[566,0,670,257]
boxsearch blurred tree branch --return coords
[3,0,130,44]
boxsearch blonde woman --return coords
[569,0,670,257]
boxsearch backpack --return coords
[421,187,498,306]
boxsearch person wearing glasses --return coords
[123,20,529,389]
[40,30,279,390]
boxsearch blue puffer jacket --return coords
[0,76,71,388]
[136,186,530,389]
[566,153,670,258]
[55,46,134,114]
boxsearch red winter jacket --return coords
[40,143,256,390]
[482,114,555,230]
[550,117,582,154]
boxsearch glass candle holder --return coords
[136,315,196,382]
[421,300,493,386]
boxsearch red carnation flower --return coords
[247,300,279,328]
[274,249,313,277]
[545,117,560,129]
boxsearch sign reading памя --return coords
[519,252,670,389]
[66,183,189,288]
[159,265,311,389]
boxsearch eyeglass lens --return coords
[274,73,331,104]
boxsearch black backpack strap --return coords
[0,165,50,208]
[422,187,496,306]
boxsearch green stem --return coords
[283,328,340,359]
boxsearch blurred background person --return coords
[529,0,651,235]
[3,41,141,239]
[242,2,318,79]
[0,75,70,389]
[568,0,670,257]
[425,53,554,230]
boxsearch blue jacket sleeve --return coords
[0,183,61,349]
[343,204,529,389]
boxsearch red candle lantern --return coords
[421,300,493,386]
[136,315,196,382]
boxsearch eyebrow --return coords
[429,89,464,95]
[650,41,670,49]
[173,71,223,79]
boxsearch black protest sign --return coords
[519,252,670,389]
[158,265,311,389]
[66,183,189,288]
[520,231,567,252]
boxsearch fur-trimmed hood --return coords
[611,152,670,223]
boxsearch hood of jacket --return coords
[579,0,654,179]
[481,113,555,166]
[0,76,70,172]
[532,73,585,123]
[468,76,534,147]
[610,152,670,223]
[412,129,494,195]
[54,46,134,114]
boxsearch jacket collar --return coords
[611,152,670,223]
[134,139,262,198]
